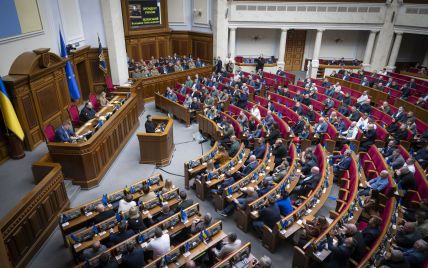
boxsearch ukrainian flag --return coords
[0,78,24,141]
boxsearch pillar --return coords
[213,0,229,63]
[277,28,288,69]
[370,0,399,71]
[362,30,378,70]
[386,32,403,72]
[100,0,129,85]
[228,27,237,63]
[310,29,324,79]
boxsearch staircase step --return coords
[64,180,81,203]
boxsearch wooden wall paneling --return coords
[284,30,306,71]
[126,39,141,61]
[88,48,110,94]
[70,46,93,101]
[0,161,69,268]
[140,39,158,60]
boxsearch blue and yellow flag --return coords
[0,78,24,140]
[97,35,107,74]
[59,30,81,101]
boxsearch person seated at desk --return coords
[249,256,272,268]
[121,243,146,268]
[272,139,288,167]
[128,206,147,232]
[212,233,242,260]
[276,190,293,216]
[80,102,97,122]
[291,166,321,199]
[81,241,107,261]
[360,217,381,247]
[358,170,389,196]
[380,249,411,268]
[118,194,136,215]
[227,136,240,157]
[175,191,194,213]
[331,149,352,181]
[138,184,157,203]
[97,252,119,268]
[191,213,213,234]
[256,179,274,197]
[98,91,110,107]
[146,227,170,259]
[293,216,329,247]
[148,205,175,224]
[108,220,135,247]
[252,197,281,238]
[165,87,178,102]
[265,160,289,184]
[55,121,76,143]
[145,115,157,133]
[90,204,115,226]
[217,187,258,217]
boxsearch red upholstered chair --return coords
[89,93,99,111]
[44,125,56,142]
[68,104,80,128]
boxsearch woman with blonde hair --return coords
[98,91,110,107]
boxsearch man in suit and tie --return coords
[90,204,115,226]
[292,166,321,198]
[348,106,361,122]
[392,106,406,122]
[314,117,328,135]
[234,155,258,179]
[322,236,356,268]
[145,115,157,133]
[55,121,76,142]
[381,140,397,158]
[331,150,352,180]
[292,116,306,135]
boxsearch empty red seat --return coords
[44,124,56,142]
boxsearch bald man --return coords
[359,170,389,196]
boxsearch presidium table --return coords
[47,92,139,188]
[137,116,174,166]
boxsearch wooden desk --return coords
[47,93,139,188]
[137,117,174,166]
[155,93,191,127]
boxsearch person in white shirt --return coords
[356,113,369,131]
[146,227,171,259]
[404,158,416,174]
[118,194,136,215]
[341,122,359,140]
[251,104,261,121]
[357,91,369,106]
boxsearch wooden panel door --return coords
[284,30,306,71]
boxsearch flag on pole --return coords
[0,78,24,140]
[59,30,81,101]
[97,35,107,74]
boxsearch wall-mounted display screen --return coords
[128,0,161,28]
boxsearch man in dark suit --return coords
[151,205,175,224]
[292,166,321,198]
[293,103,304,115]
[342,224,366,261]
[79,102,97,122]
[252,197,280,238]
[403,239,428,266]
[314,117,328,135]
[252,137,266,159]
[381,140,397,158]
[175,191,194,213]
[90,204,115,226]
[359,124,376,152]
[395,222,421,249]
[215,57,223,73]
[322,236,355,268]
[401,83,411,100]
[234,155,258,179]
[392,106,406,123]
[306,105,316,122]
[361,217,381,247]
[358,99,372,114]
[272,139,287,167]
[121,243,145,268]
[55,121,75,142]
[292,116,306,135]
[145,115,156,133]
[331,150,352,180]
[108,221,135,246]
[396,166,416,193]
[348,106,361,122]
[228,136,240,157]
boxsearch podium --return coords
[137,116,174,166]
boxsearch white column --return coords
[386,32,403,72]
[310,29,324,79]
[100,0,129,85]
[228,27,237,63]
[213,0,229,62]
[277,28,288,69]
[362,30,378,70]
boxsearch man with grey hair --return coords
[191,213,213,234]
[403,239,428,266]
[380,249,410,267]
[358,170,389,196]
[250,255,273,268]
[82,241,107,261]
[218,187,258,217]
[292,166,321,198]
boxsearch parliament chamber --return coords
[1,1,428,268]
